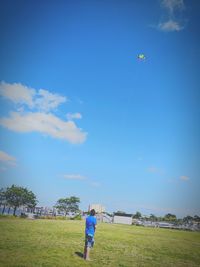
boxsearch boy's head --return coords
[90,209,96,216]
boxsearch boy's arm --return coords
[93,218,97,231]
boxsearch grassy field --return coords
[0,218,200,267]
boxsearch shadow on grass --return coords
[75,251,84,258]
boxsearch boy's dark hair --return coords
[90,209,96,216]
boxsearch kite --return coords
[137,54,146,61]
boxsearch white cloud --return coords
[0,81,87,144]
[0,150,17,166]
[67,112,82,120]
[180,175,189,181]
[162,0,184,14]
[35,89,67,112]
[156,0,185,32]
[0,112,87,144]
[0,81,67,111]
[63,174,101,188]
[158,19,183,32]
[63,174,86,180]
[147,166,164,175]
[0,81,35,107]
[90,182,101,187]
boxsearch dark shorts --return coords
[85,234,94,248]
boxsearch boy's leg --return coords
[83,245,91,260]
[84,235,87,259]
[84,235,92,260]
[85,247,91,260]
[83,245,87,259]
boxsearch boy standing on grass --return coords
[84,209,97,261]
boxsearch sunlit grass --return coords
[0,218,200,266]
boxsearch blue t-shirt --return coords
[85,215,97,236]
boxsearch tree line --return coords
[0,185,80,216]
[121,211,200,223]
[1,185,199,222]
[0,185,38,216]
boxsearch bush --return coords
[40,216,55,220]
[20,213,28,218]
[56,216,67,220]
[33,214,40,219]
[38,215,68,220]
[71,214,82,220]
[0,214,19,219]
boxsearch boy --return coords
[84,209,97,260]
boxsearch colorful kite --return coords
[137,54,146,60]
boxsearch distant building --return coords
[88,204,105,213]
[102,213,113,223]
[113,213,132,225]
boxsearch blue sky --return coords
[0,0,199,217]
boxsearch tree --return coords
[25,190,38,212]
[132,211,142,219]
[0,188,7,214]
[55,196,80,216]
[5,185,37,216]
[115,211,126,215]
[164,213,177,222]
[183,215,193,223]
[194,215,200,222]
[149,214,158,222]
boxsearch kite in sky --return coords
[137,54,146,61]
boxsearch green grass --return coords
[0,218,200,267]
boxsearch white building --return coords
[88,204,105,213]
[113,214,132,225]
